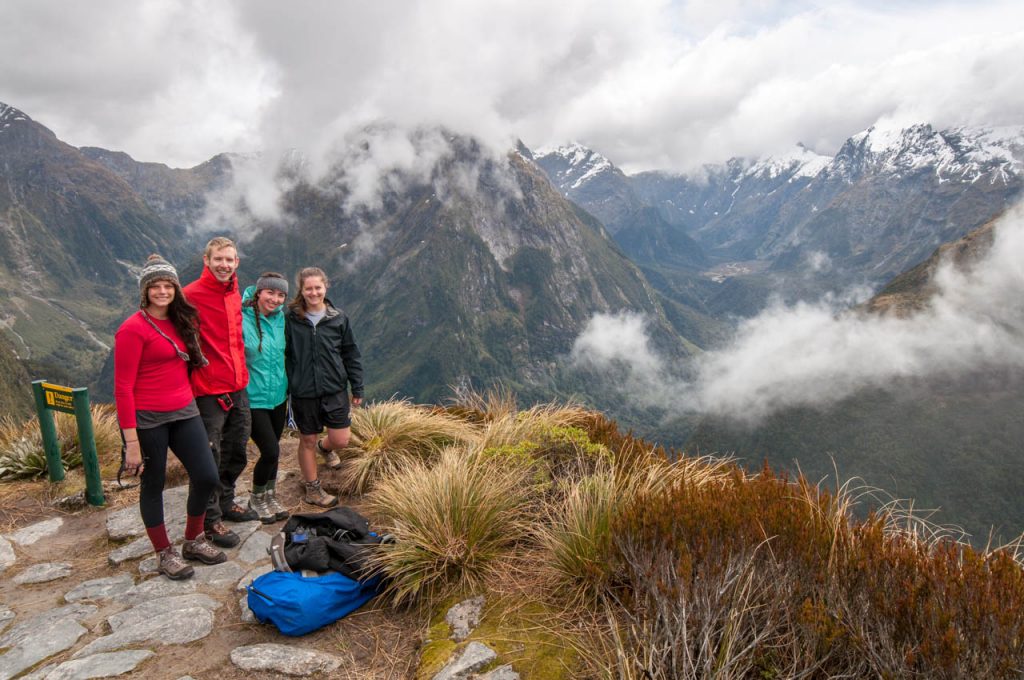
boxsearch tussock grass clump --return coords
[366,447,531,605]
[537,470,620,605]
[0,405,121,481]
[343,399,477,494]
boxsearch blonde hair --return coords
[288,267,329,319]
[203,236,237,259]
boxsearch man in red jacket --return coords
[184,236,254,547]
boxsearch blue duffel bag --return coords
[247,569,382,636]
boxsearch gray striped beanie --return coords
[138,254,179,292]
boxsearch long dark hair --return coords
[245,271,285,353]
[142,278,205,368]
[287,267,329,321]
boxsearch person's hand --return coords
[352,396,363,408]
[124,441,145,475]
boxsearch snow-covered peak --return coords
[844,123,1024,181]
[745,145,832,181]
[534,142,615,189]
[0,103,31,132]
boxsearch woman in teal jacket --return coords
[242,272,290,523]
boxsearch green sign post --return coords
[31,380,105,506]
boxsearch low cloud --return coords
[572,205,1024,424]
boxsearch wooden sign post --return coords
[31,379,105,506]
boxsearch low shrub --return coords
[604,466,1024,679]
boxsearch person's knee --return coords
[326,429,350,449]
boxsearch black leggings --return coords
[251,401,287,487]
[138,415,219,528]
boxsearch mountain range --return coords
[536,124,1023,316]
[1,100,1021,537]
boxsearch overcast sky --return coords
[2,0,1022,171]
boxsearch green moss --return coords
[416,596,580,679]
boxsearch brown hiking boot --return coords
[182,534,228,565]
[203,520,240,548]
[317,439,342,470]
[158,546,194,580]
[303,479,338,508]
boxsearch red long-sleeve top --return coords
[113,311,195,428]
[183,267,249,396]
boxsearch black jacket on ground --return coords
[285,301,364,399]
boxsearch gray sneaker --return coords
[303,479,338,508]
[265,487,290,521]
[158,547,195,580]
[248,491,276,524]
[182,534,227,565]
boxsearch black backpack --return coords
[269,507,393,580]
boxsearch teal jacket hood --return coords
[242,285,288,409]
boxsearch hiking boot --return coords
[303,479,338,508]
[203,520,240,548]
[265,486,290,521]
[248,491,277,524]
[182,534,228,565]
[158,546,194,580]
[317,439,342,470]
[222,502,259,523]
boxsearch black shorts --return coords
[291,392,351,435]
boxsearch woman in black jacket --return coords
[285,267,364,507]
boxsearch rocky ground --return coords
[0,440,533,680]
[0,441,426,679]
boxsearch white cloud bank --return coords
[0,0,1022,173]
[572,205,1024,424]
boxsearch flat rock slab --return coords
[108,594,221,631]
[480,665,521,680]
[237,529,272,564]
[192,560,246,588]
[237,564,273,591]
[0,536,15,573]
[239,595,257,624]
[230,643,343,676]
[65,574,136,603]
[106,486,188,540]
[113,575,196,605]
[0,604,97,680]
[433,641,498,680]
[13,562,73,585]
[73,594,217,658]
[36,649,155,680]
[0,605,14,634]
[7,517,64,547]
[446,595,485,642]
[231,520,263,544]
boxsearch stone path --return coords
[0,485,330,680]
[0,477,524,679]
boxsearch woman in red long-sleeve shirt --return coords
[114,255,227,580]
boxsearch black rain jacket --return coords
[285,301,364,399]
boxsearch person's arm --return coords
[113,322,145,472]
[338,318,363,405]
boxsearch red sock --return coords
[146,525,171,552]
[185,513,207,541]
